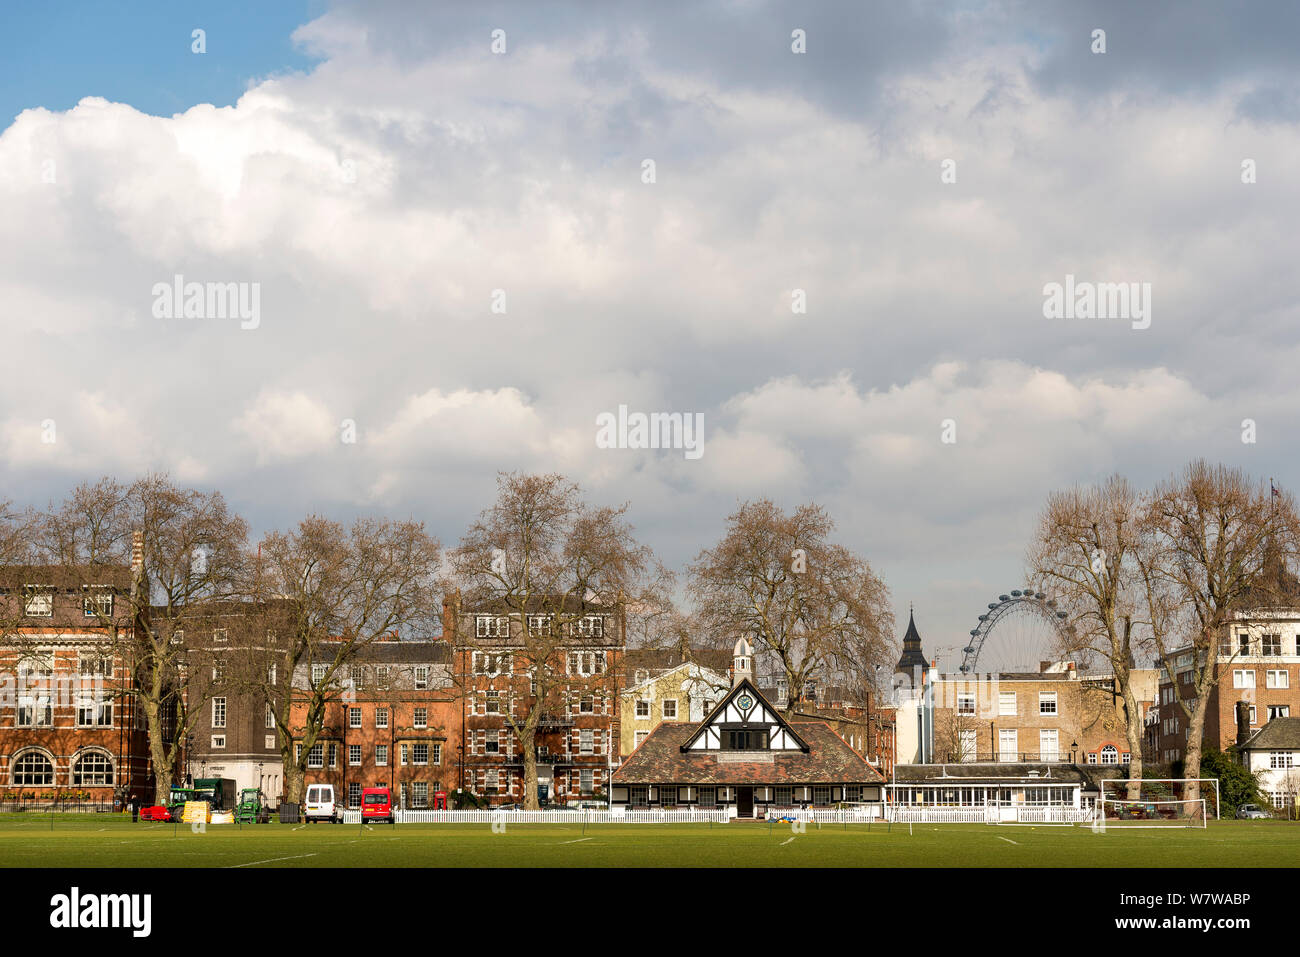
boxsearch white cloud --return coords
[2,3,1298,652]
[233,390,337,464]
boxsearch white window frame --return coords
[998,691,1016,716]
[82,586,113,618]
[997,728,1018,761]
[662,698,678,720]
[1265,669,1289,689]
[1038,692,1057,716]
[23,588,53,618]
[1233,669,1256,689]
[212,697,227,729]
[1039,728,1059,761]
[475,615,509,638]
[375,744,388,767]
[635,699,650,718]
[413,707,428,729]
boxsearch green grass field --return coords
[1,814,1297,867]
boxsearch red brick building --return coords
[446,592,625,805]
[0,563,152,807]
[1147,611,1300,764]
[291,639,459,810]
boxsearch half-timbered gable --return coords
[612,637,886,817]
[682,678,807,753]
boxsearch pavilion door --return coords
[737,786,754,818]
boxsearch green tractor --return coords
[235,788,264,824]
[167,787,198,820]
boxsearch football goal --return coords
[1095,779,1219,829]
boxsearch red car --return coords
[139,805,171,822]
[361,787,394,824]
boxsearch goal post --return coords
[1097,778,1218,828]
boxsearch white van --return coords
[304,784,339,823]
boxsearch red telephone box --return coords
[433,790,448,810]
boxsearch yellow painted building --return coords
[620,662,729,758]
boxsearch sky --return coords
[2,1,1298,672]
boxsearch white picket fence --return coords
[343,807,730,825]
[888,806,997,824]
[767,805,884,823]
[884,805,1093,824]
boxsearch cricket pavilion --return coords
[611,639,886,817]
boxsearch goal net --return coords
[1096,779,1218,829]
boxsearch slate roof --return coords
[613,720,886,785]
[0,564,131,590]
[1238,717,1300,751]
[623,646,731,683]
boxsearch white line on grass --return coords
[558,837,592,844]
[227,853,317,868]
[997,836,1019,845]
[780,836,796,846]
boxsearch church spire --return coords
[895,607,929,677]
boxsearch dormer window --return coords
[23,587,53,618]
[476,616,509,638]
[82,586,113,617]
[574,615,604,638]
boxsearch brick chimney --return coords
[1235,700,1252,746]
[129,530,144,601]
[441,588,461,640]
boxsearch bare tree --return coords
[1138,462,1300,801]
[32,478,134,567]
[689,500,893,714]
[0,499,35,567]
[37,475,252,803]
[246,516,442,805]
[1029,475,1150,795]
[449,473,652,810]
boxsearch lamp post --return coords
[1071,740,1079,764]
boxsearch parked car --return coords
[304,784,339,823]
[361,787,394,824]
[1236,803,1268,820]
[138,805,171,822]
